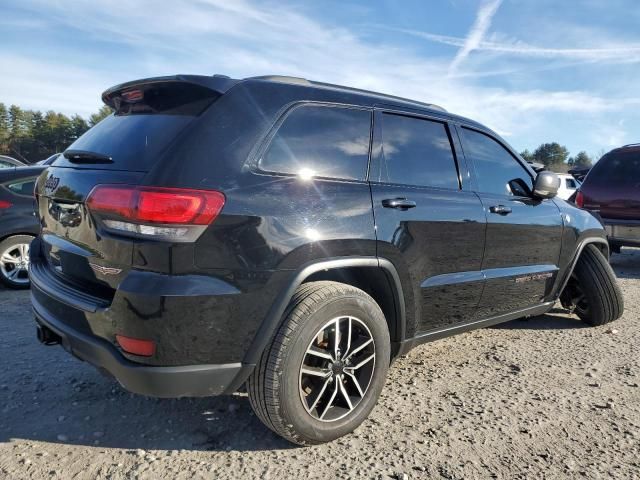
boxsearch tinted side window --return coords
[566,178,577,189]
[259,105,371,181]
[7,178,36,196]
[374,113,459,188]
[462,128,532,196]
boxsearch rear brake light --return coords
[87,185,225,241]
[116,335,156,357]
[0,201,11,209]
[575,191,584,208]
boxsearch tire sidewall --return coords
[277,294,390,443]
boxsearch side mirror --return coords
[533,171,560,199]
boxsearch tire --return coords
[247,281,390,445]
[570,244,624,326]
[0,235,34,289]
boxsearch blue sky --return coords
[1,0,639,159]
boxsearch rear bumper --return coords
[603,219,640,247]
[28,235,259,397]
[33,292,251,397]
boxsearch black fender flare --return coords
[242,256,406,366]
[554,237,610,298]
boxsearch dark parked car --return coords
[31,74,623,445]
[0,155,26,168]
[576,144,640,252]
[0,166,45,287]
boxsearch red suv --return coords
[576,144,640,252]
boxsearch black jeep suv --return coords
[31,74,623,445]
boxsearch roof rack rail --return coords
[245,74,447,113]
[621,143,640,148]
[249,75,311,86]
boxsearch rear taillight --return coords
[87,185,225,241]
[575,190,584,208]
[0,200,12,209]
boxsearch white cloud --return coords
[449,0,503,74]
[1,0,638,154]
[397,28,640,64]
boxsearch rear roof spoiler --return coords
[101,75,239,108]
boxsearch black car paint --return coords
[30,75,608,397]
[0,166,44,240]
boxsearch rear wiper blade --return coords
[63,150,113,164]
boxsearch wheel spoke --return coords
[306,345,334,362]
[345,317,353,357]
[308,377,332,412]
[8,269,19,279]
[1,253,18,264]
[19,244,28,260]
[300,366,331,378]
[347,353,375,370]
[345,371,364,397]
[320,381,340,420]
[334,317,341,359]
[344,338,373,362]
[338,378,353,410]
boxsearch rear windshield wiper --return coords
[63,150,114,164]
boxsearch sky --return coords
[1,0,639,159]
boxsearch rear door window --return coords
[259,105,372,181]
[371,113,459,189]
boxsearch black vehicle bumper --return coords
[28,235,258,398]
[603,219,640,247]
[33,294,252,397]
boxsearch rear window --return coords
[259,105,372,181]
[54,82,218,172]
[589,151,640,186]
[55,115,195,172]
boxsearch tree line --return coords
[0,103,112,163]
[520,142,600,173]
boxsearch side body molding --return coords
[242,257,406,366]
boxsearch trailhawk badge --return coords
[89,263,122,276]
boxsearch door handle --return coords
[382,198,417,210]
[489,205,512,215]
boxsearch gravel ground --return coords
[1,250,639,480]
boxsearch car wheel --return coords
[564,244,624,326]
[0,235,34,289]
[247,281,390,445]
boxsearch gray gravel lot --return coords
[1,250,639,479]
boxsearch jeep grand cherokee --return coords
[31,74,623,445]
